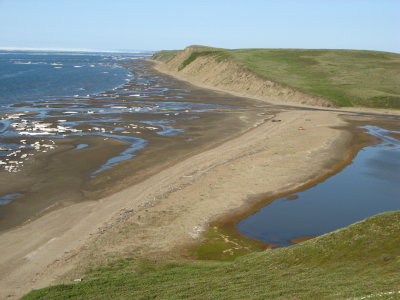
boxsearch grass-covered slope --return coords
[156,47,400,108]
[23,211,400,299]
[230,49,400,108]
[152,50,178,62]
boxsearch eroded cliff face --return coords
[154,46,334,107]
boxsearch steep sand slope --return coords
[154,46,334,107]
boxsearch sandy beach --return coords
[1,61,399,299]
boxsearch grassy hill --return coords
[23,211,400,299]
[155,47,400,108]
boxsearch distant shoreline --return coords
[0,48,154,54]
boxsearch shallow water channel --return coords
[237,126,400,246]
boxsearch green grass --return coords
[189,224,267,261]
[22,211,400,299]
[178,50,231,71]
[229,49,400,108]
[151,50,178,62]
[156,47,400,108]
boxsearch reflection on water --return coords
[237,126,400,246]
[75,144,88,150]
[0,193,22,205]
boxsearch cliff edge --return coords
[153,46,334,107]
[153,46,400,109]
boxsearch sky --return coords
[0,0,399,53]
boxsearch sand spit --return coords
[1,58,399,299]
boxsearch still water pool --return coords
[237,126,400,246]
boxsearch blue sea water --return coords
[0,51,157,176]
[0,52,228,179]
[0,51,151,104]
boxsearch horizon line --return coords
[0,46,154,53]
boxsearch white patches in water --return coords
[9,119,82,137]
[0,140,53,172]
[4,113,26,120]
[12,61,46,65]
[18,131,52,136]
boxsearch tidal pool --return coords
[237,126,400,246]
[0,193,22,205]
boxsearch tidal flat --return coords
[0,59,271,230]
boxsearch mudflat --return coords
[1,61,400,299]
[0,60,268,231]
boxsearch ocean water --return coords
[0,52,230,181]
[238,126,400,246]
[0,51,151,104]
[0,51,154,175]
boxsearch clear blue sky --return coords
[0,0,399,52]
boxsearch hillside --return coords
[153,46,400,108]
[23,211,400,299]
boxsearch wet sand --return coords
[0,60,270,231]
[1,60,400,299]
